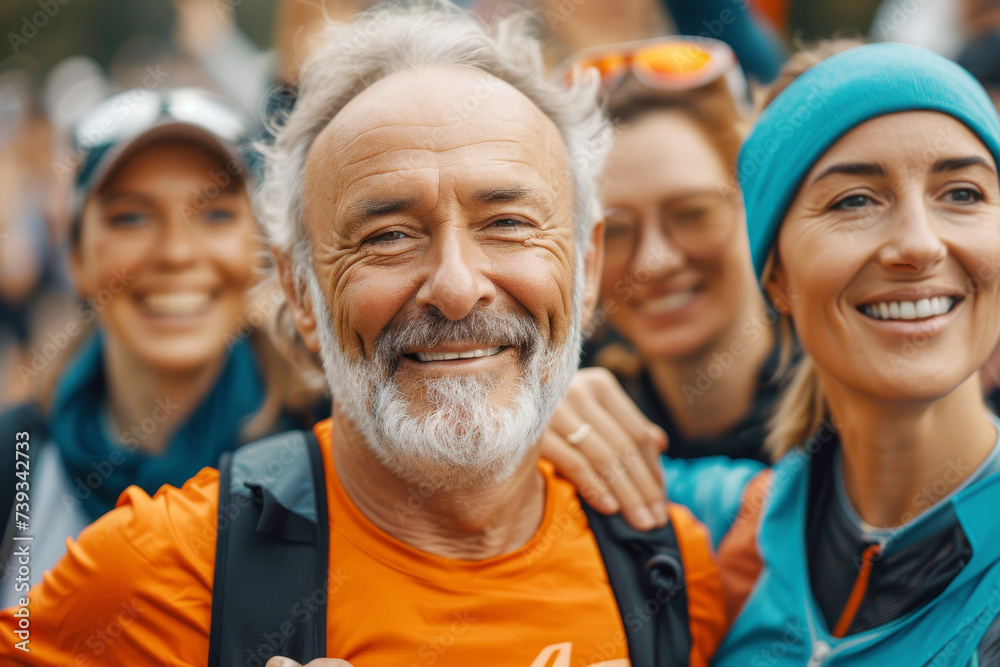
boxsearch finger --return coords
[586,368,668,456]
[539,430,620,513]
[581,368,668,495]
[572,401,664,530]
[266,658,302,667]
[577,392,665,505]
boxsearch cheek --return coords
[600,253,631,304]
[779,226,862,320]
[78,232,147,299]
[210,226,262,289]
[330,263,415,359]
[498,241,576,344]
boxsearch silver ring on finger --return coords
[567,422,593,446]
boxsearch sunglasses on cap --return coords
[69,87,254,201]
[558,36,750,111]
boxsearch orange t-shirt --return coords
[1,419,724,666]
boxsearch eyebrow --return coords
[473,186,532,203]
[346,197,416,221]
[931,156,996,174]
[811,162,888,184]
[97,191,156,206]
[345,186,552,225]
[473,186,554,217]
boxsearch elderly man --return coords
[0,4,724,666]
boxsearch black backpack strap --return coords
[581,501,691,667]
[208,430,328,667]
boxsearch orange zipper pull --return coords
[832,542,882,638]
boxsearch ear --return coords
[763,251,793,314]
[273,248,321,354]
[580,218,605,328]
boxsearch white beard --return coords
[304,264,583,492]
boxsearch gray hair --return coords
[255,0,611,292]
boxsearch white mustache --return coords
[373,307,541,373]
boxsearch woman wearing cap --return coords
[0,88,321,606]
[540,37,776,536]
[706,42,1000,664]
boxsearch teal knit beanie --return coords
[738,42,1000,280]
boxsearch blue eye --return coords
[108,212,147,227]
[947,188,984,204]
[832,194,871,211]
[203,208,236,223]
[367,230,407,244]
[490,218,525,229]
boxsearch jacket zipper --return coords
[832,542,882,637]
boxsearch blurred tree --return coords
[788,0,882,40]
[1,0,275,78]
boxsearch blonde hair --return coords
[757,38,863,457]
[607,76,748,176]
[760,252,828,457]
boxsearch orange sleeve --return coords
[0,467,220,666]
[668,503,726,667]
[716,469,772,621]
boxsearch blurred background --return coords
[0,0,995,407]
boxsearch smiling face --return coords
[600,110,756,359]
[73,141,259,373]
[287,66,600,486]
[769,111,1000,403]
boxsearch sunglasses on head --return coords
[559,36,749,110]
[70,88,252,190]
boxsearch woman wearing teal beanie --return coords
[713,41,1000,666]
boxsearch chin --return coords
[138,342,230,375]
[844,370,972,404]
[634,325,722,362]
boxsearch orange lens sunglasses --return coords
[561,36,745,100]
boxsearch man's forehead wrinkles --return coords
[328,108,553,149]
[329,120,453,154]
[330,139,551,177]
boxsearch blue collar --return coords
[49,331,266,521]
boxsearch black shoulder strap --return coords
[581,502,691,667]
[208,430,329,667]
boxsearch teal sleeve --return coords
[660,455,765,548]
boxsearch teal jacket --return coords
[713,444,1000,666]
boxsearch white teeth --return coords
[644,289,697,313]
[143,292,211,316]
[863,297,956,321]
[414,346,502,362]
[915,298,931,319]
